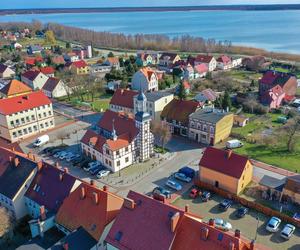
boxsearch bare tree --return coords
[57,131,70,145]
[152,121,172,152]
[283,113,300,152]
[0,207,13,239]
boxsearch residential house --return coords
[194,89,218,105]
[0,91,55,142]
[42,77,69,98]
[193,63,208,78]
[132,67,159,92]
[133,91,174,121]
[105,190,260,250]
[0,147,37,219]
[64,52,80,63]
[189,108,233,145]
[199,147,253,194]
[40,66,55,77]
[21,70,49,90]
[107,80,122,92]
[195,55,217,72]
[81,91,154,171]
[233,115,249,127]
[259,70,298,102]
[55,183,124,249]
[136,52,158,66]
[109,89,138,114]
[65,60,90,75]
[282,175,300,204]
[27,45,43,55]
[232,57,243,68]
[25,163,81,238]
[90,64,112,76]
[104,57,120,69]
[158,53,181,70]
[0,64,15,79]
[51,55,66,66]
[161,99,200,137]
[260,84,285,109]
[11,42,23,50]
[216,55,232,70]
[0,79,32,98]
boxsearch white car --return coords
[214,218,232,231]
[54,151,64,158]
[280,224,295,240]
[165,180,182,191]
[97,170,110,178]
[266,217,281,233]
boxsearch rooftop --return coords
[110,89,138,109]
[190,108,231,124]
[143,91,173,102]
[42,77,61,92]
[0,79,32,97]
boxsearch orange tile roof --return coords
[140,67,156,82]
[106,133,130,151]
[0,79,32,96]
[55,183,124,240]
[107,57,119,65]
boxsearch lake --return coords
[1,10,300,54]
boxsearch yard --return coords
[227,69,262,82]
[18,37,66,47]
[231,113,300,172]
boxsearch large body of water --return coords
[1,10,300,54]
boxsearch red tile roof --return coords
[0,91,52,115]
[81,130,106,153]
[56,183,124,240]
[182,80,190,90]
[200,147,250,179]
[194,63,208,74]
[140,67,157,82]
[195,54,215,64]
[25,58,36,66]
[52,55,65,65]
[40,66,55,75]
[70,60,88,68]
[201,88,218,101]
[0,79,32,96]
[109,89,138,109]
[217,55,232,65]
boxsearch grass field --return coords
[227,69,262,82]
[19,37,66,47]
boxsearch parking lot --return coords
[172,188,300,250]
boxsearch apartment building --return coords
[0,91,55,142]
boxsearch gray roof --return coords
[190,109,230,124]
[143,91,173,102]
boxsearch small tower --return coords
[111,119,117,141]
[135,90,154,162]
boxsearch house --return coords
[0,64,15,79]
[133,91,174,121]
[217,55,232,70]
[104,57,120,69]
[0,79,33,98]
[194,63,208,78]
[232,57,243,68]
[260,84,285,109]
[259,70,298,102]
[42,77,69,98]
[51,55,65,66]
[105,190,260,250]
[55,183,124,249]
[0,91,55,142]
[64,52,80,62]
[132,67,159,92]
[199,147,253,194]
[176,80,191,95]
[161,99,200,137]
[82,91,154,171]
[109,89,138,114]
[195,55,217,72]
[65,60,90,75]
[25,163,81,238]
[90,64,112,76]
[183,65,195,80]
[40,66,55,77]
[107,80,122,92]
[194,89,219,104]
[158,53,181,70]
[21,70,49,90]
[136,52,158,66]
[11,42,22,50]
[282,175,300,204]
[233,115,249,127]
[0,147,37,219]
[27,45,43,54]
[189,108,233,145]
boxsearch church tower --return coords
[135,90,154,162]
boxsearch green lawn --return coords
[19,37,66,47]
[228,70,262,81]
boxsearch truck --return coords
[33,135,50,147]
[178,166,195,179]
[226,139,243,149]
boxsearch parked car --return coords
[54,151,64,158]
[174,172,192,183]
[90,167,102,175]
[189,188,201,199]
[226,139,243,149]
[214,218,232,231]
[280,224,296,240]
[78,159,90,168]
[178,166,195,179]
[60,152,73,160]
[266,217,281,232]
[41,146,54,155]
[88,161,101,168]
[72,157,84,165]
[219,199,232,211]
[201,191,211,202]
[153,187,171,198]
[97,170,110,178]
[33,134,49,147]
[236,206,248,218]
[165,180,182,191]
[66,154,80,162]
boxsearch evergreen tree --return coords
[222,91,232,111]
[177,81,187,100]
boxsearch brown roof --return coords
[0,79,32,96]
[196,55,215,64]
[284,175,300,193]
[42,77,61,92]
[110,89,138,109]
[161,99,200,126]
[81,130,106,153]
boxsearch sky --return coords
[1,0,300,9]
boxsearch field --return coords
[19,37,66,47]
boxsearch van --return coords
[226,139,243,149]
[33,135,50,147]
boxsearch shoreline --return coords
[1,4,300,15]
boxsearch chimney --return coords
[90,180,95,186]
[208,218,215,227]
[201,227,209,240]
[59,173,63,181]
[63,243,69,250]
[170,212,180,233]
[93,192,99,205]
[14,157,20,167]
[40,205,46,221]
[226,150,232,159]
[80,187,86,199]
[185,205,189,213]
[37,161,43,171]
[64,167,69,174]
[123,198,136,210]
[250,240,255,250]
[235,229,241,238]
[103,185,108,192]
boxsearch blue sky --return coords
[1,1,300,9]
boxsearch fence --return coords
[194,179,300,228]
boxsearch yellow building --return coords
[67,60,90,75]
[199,147,253,195]
[189,108,233,145]
[0,79,32,98]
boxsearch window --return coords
[21,118,25,124]
[125,147,128,152]
[45,122,48,127]
[31,115,35,120]
[28,127,32,133]
[40,124,44,129]
[50,120,53,126]
[33,126,38,131]
[116,150,120,156]
[48,111,52,116]
[43,112,47,117]
[38,114,42,119]
[125,157,129,163]
[106,149,110,155]
[117,161,120,166]
[10,121,14,126]
[12,132,17,138]
[210,126,214,133]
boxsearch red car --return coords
[190,188,200,199]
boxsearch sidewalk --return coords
[251,159,297,177]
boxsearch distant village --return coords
[0,27,299,250]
